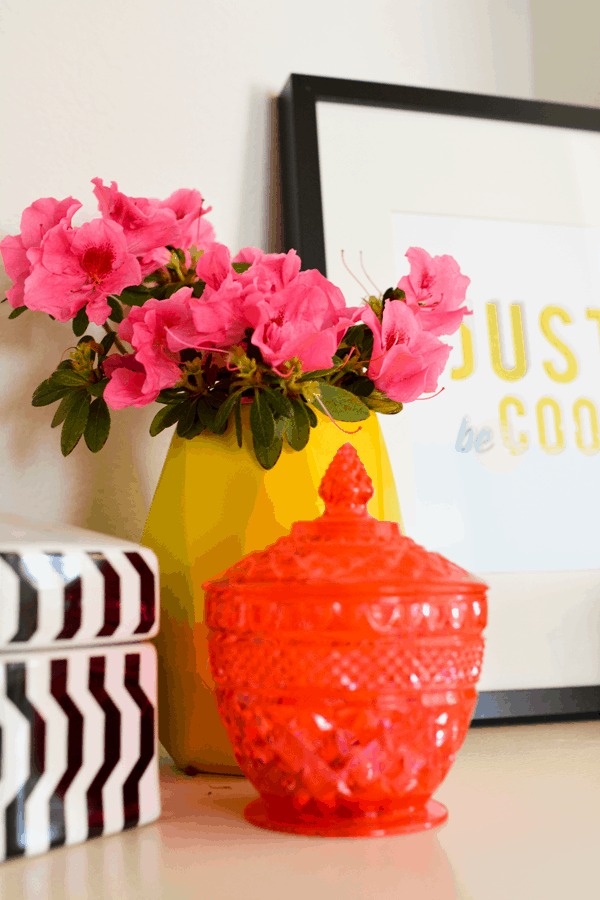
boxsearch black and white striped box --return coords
[0,643,160,861]
[0,514,161,862]
[0,513,159,650]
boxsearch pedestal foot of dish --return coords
[243,797,448,838]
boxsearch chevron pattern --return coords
[0,548,158,650]
[0,643,160,861]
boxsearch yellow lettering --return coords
[585,308,600,348]
[451,323,475,380]
[499,395,528,455]
[536,397,565,455]
[486,303,527,381]
[540,306,578,383]
[573,398,600,456]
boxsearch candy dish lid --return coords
[205,444,486,593]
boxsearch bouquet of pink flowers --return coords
[1,180,471,468]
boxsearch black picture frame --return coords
[277,73,600,723]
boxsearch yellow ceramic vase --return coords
[142,408,402,774]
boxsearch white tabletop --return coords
[2,720,599,899]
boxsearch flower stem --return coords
[102,322,128,355]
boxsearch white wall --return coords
[531,0,600,107]
[0,0,533,540]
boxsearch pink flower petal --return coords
[104,366,158,410]
[195,243,232,290]
[0,234,28,283]
[20,197,81,250]
[92,178,180,256]
[397,246,471,337]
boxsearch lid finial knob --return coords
[319,443,374,517]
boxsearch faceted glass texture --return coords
[205,444,488,837]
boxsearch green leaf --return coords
[49,370,89,388]
[8,306,27,319]
[305,403,318,428]
[116,285,151,307]
[315,383,370,422]
[72,306,89,337]
[262,387,293,418]
[286,398,310,451]
[361,330,374,359]
[232,261,251,274]
[297,366,338,382]
[182,418,205,440]
[60,392,91,456]
[149,400,188,437]
[274,416,287,440]
[253,435,283,470]
[32,380,72,407]
[56,359,75,371]
[101,331,117,354]
[77,335,94,346]
[206,418,228,435]
[383,286,405,301]
[87,379,108,398]
[107,297,123,323]
[191,280,206,299]
[156,388,186,404]
[234,395,243,447]
[194,397,226,435]
[149,405,173,437]
[214,391,243,430]
[346,376,375,398]
[196,396,214,427]
[84,398,111,452]
[250,390,275,446]
[206,389,229,409]
[51,393,76,428]
[364,391,403,414]
[176,399,199,438]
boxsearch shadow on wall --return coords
[0,251,172,542]
[234,90,283,255]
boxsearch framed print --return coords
[278,74,600,720]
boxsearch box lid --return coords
[0,513,159,651]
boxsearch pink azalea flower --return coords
[195,242,233,290]
[102,354,156,410]
[23,218,141,325]
[233,248,301,293]
[362,300,451,403]
[149,188,215,250]
[138,246,171,277]
[118,291,190,395]
[189,277,250,349]
[190,247,307,354]
[397,247,471,336]
[0,196,81,308]
[248,269,354,372]
[187,246,305,352]
[92,178,181,258]
[164,279,250,354]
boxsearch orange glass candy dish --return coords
[204,444,487,837]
